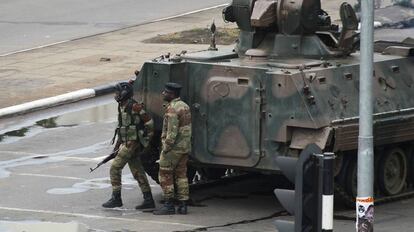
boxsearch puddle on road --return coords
[47,174,158,195]
[0,96,153,195]
[0,141,109,179]
[0,101,117,143]
[47,176,112,195]
[0,138,156,195]
[0,220,93,232]
[0,96,122,186]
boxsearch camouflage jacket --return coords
[161,98,192,154]
[117,99,154,147]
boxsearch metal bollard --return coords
[314,152,335,232]
[321,152,334,232]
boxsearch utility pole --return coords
[357,0,375,230]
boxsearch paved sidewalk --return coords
[0,1,364,108]
[0,6,234,108]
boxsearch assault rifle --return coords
[89,148,120,173]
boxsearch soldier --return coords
[102,81,155,210]
[153,82,192,215]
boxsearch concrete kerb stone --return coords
[0,83,116,119]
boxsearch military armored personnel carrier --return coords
[134,0,414,203]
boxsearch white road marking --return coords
[17,172,160,186]
[0,151,40,156]
[0,152,108,162]
[0,40,69,57]
[0,206,202,228]
[152,3,229,23]
[0,3,229,57]
[16,173,87,181]
[63,156,106,162]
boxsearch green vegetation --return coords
[143,27,239,45]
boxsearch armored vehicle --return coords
[134,0,414,202]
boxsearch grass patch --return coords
[143,27,239,45]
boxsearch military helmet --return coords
[114,82,133,102]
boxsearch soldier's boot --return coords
[102,190,123,208]
[135,192,155,210]
[153,199,175,215]
[176,201,187,215]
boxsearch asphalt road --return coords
[1,96,414,231]
[0,95,282,232]
[374,28,414,41]
[0,0,229,55]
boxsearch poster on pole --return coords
[356,197,374,232]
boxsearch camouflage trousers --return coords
[110,141,151,193]
[159,151,189,201]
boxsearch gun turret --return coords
[223,0,359,58]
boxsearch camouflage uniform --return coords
[110,99,154,194]
[159,97,192,201]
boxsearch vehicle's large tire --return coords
[335,152,354,192]
[404,145,414,187]
[345,156,357,198]
[410,149,414,187]
[334,152,344,177]
[378,147,408,196]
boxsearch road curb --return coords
[0,4,228,57]
[0,83,116,119]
